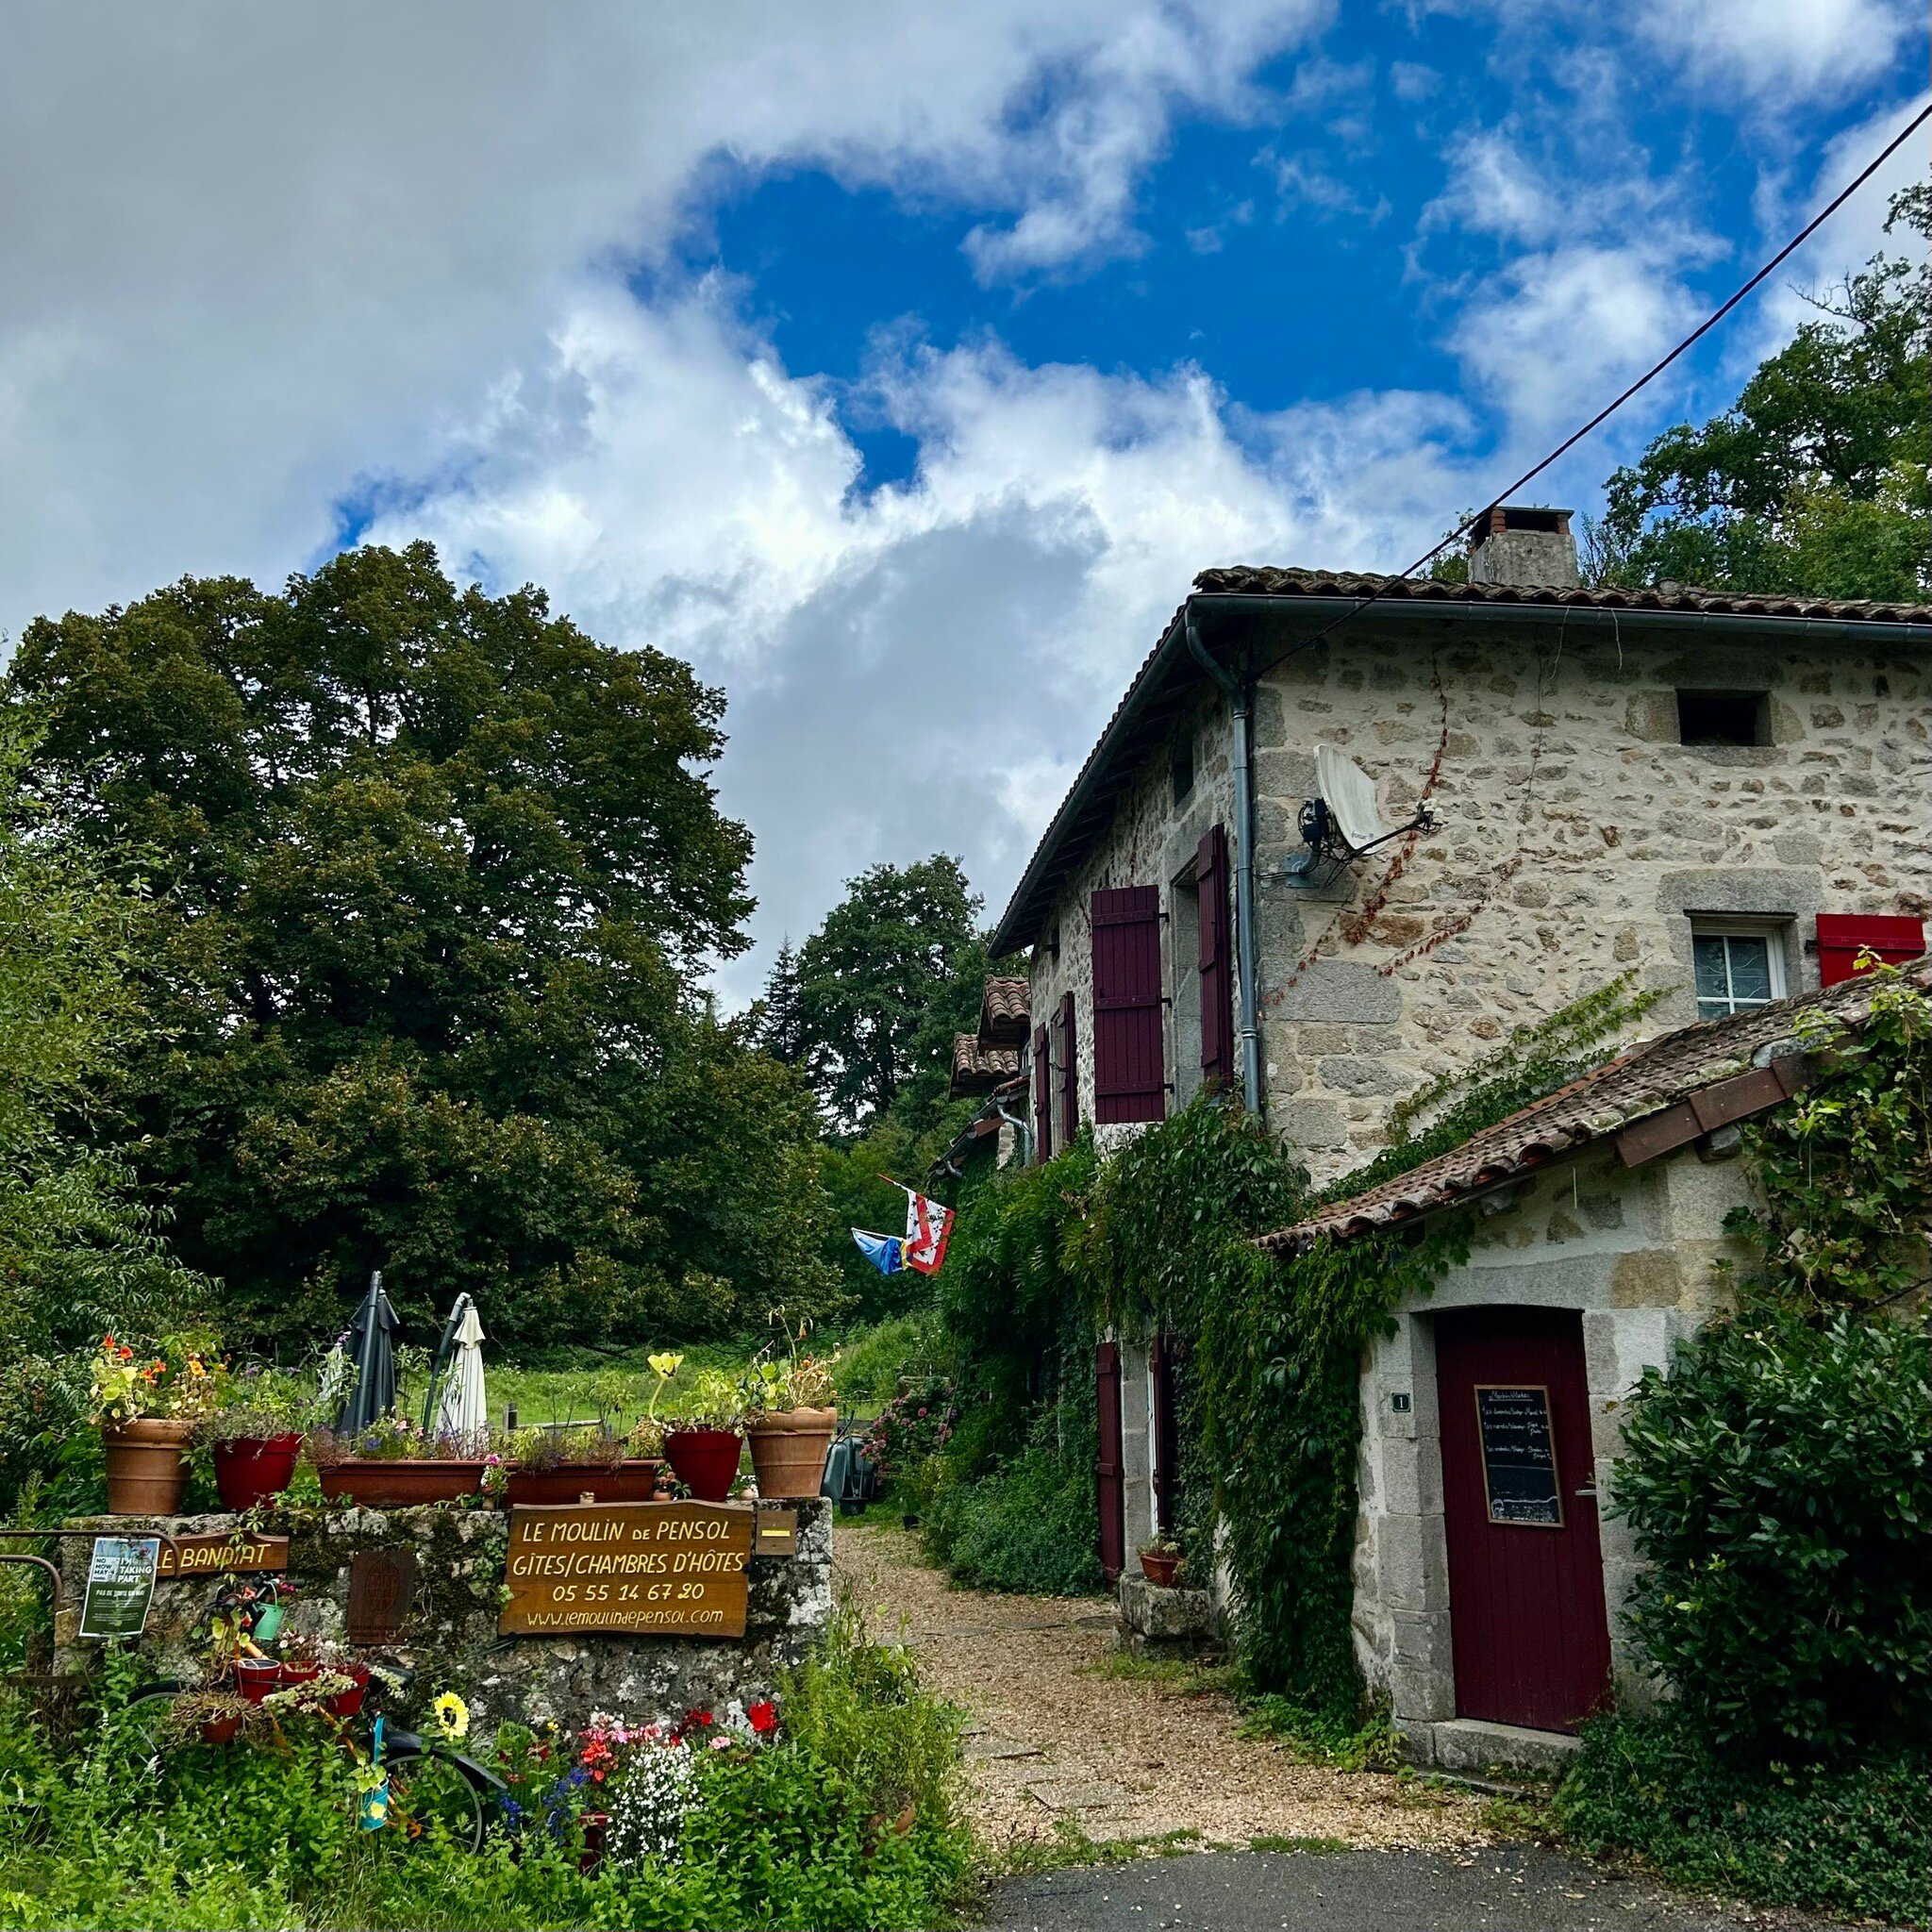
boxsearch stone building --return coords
[981,510,1930,1734]
[1255,962,1925,1768]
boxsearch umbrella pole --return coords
[422,1293,471,1435]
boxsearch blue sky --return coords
[2,1,1925,999]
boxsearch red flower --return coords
[747,1700,778,1736]
[689,1708,713,1727]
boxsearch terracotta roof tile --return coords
[950,1034,1022,1098]
[1256,955,1931,1252]
[979,975,1031,1045]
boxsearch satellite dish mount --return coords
[1282,745,1435,889]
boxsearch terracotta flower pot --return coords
[503,1459,663,1507]
[200,1712,243,1745]
[662,1429,743,1502]
[235,1657,282,1704]
[102,1417,192,1515]
[744,1407,838,1500]
[325,1663,372,1718]
[211,1433,303,1510]
[316,1457,487,1507]
[1139,1549,1181,1589]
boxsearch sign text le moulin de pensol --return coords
[498,1501,753,1638]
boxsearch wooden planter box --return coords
[503,1460,664,1507]
[317,1458,487,1507]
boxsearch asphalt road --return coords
[986,1844,1835,1932]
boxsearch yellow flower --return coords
[647,1352,684,1378]
[430,1691,470,1740]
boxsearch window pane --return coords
[1696,997,1730,1022]
[1692,937,1731,1006]
[1727,936,1774,1004]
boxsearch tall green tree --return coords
[793,856,984,1133]
[4,543,837,1349]
[1593,188,1930,600]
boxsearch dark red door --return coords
[1095,1341,1125,1581]
[1436,1307,1611,1733]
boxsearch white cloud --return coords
[1636,0,1917,106]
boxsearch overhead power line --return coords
[1274,100,1932,660]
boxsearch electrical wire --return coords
[1274,100,1932,663]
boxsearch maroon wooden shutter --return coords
[1095,1341,1125,1581]
[1032,1023,1052,1161]
[1091,886,1164,1124]
[1151,1333,1179,1534]
[1817,913,1924,986]
[1197,825,1233,1092]
[1057,991,1079,1146]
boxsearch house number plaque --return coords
[1474,1385,1563,1526]
[498,1501,753,1639]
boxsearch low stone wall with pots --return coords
[1115,1571,1218,1653]
[53,1498,833,1733]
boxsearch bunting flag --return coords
[851,1227,905,1276]
[882,1177,956,1276]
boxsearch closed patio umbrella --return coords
[337,1270,400,1432]
[432,1296,487,1447]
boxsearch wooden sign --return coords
[1474,1385,1563,1526]
[346,1549,418,1643]
[755,1506,799,1557]
[154,1533,290,1578]
[499,1501,753,1639]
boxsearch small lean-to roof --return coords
[1257,955,1931,1253]
[979,975,1031,1045]
[950,1034,1022,1099]
[989,567,1932,958]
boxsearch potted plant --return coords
[200,1358,328,1510]
[741,1321,839,1501]
[1138,1534,1184,1589]
[308,1413,489,1507]
[498,1424,662,1506]
[655,1357,745,1503]
[91,1334,218,1515]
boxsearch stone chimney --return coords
[1468,505,1579,587]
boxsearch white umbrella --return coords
[434,1299,488,1447]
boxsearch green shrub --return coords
[1557,1709,1931,1924]
[1613,1309,1932,1757]
[832,1309,955,1409]
[923,1432,1104,1597]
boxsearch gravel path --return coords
[832,1519,1491,1862]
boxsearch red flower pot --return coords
[279,1661,322,1690]
[325,1664,372,1718]
[662,1429,743,1502]
[578,1811,609,1875]
[212,1433,303,1510]
[235,1658,282,1704]
[201,1712,243,1745]
[1139,1550,1182,1589]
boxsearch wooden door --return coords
[1095,1341,1125,1581]
[1436,1307,1611,1733]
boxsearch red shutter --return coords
[1151,1333,1180,1535]
[1091,886,1165,1124]
[1817,913,1924,987]
[1057,991,1079,1146]
[1197,825,1233,1093]
[1032,1023,1052,1161]
[1095,1341,1124,1582]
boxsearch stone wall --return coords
[54,1499,832,1734]
[1024,613,1928,1183]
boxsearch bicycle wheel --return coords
[378,1745,491,1854]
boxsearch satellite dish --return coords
[1317,745,1391,855]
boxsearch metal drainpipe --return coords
[1185,604,1262,1118]
[993,1089,1033,1167]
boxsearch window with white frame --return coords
[1690,924,1787,1021]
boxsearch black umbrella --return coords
[337,1270,400,1432]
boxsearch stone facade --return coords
[1351,1138,1751,1768]
[1022,613,1928,1184]
[54,1500,831,1734]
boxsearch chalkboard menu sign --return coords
[1474,1385,1563,1526]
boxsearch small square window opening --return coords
[1676,690,1770,747]
[1692,927,1786,1021]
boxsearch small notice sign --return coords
[1474,1385,1563,1526]
[79,1537,160,1640]
[499,1501,753,1638]
[155,1533,289,1578]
